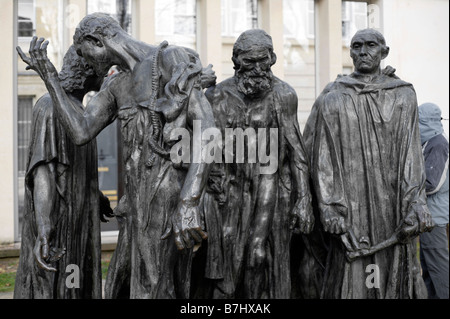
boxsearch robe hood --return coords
[419,103,444,145]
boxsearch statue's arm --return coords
[398,90,434,239]
[182,87,216,205]
[47,79,117,145]
[31,164,58,272]
[281,89,314,234]
[160,46,217,250]
[163,87,217,250]
[17,37,117,145]
[311,93,348,235]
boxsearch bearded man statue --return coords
[190,29,319,299]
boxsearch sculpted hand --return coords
[17,36,58,82]
[161,202,208,250]
[33,228,57,272]
[290,195,314,234]
[320,205,348,235]
[398,206,434,242]
[201,64,217,89]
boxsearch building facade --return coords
[0,0,448,244]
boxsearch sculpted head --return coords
[350,29,389,75]
[73,13,126,77]
[232,29,277,97]
[59,45,101,94]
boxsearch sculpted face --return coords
[237,47,272,75]
[350,31,388,75]
[236,46,273,97]
[79,35,114,77]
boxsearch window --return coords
[342,1,368,46]
[17,96,33,176]
[174,0,197,35]
[155,0,197,49]
[17,96,33,237]
[18,0,35,38]
[221,0,258,37]
[284,0,314,40]
[88,0,132,32]
[155,0,196,36]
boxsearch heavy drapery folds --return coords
[303,68,431,299]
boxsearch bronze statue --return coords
[14,45,113,299]
[303,29,434,299]
[191,29,314,299]
[17,13,216,299]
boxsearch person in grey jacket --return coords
[418,102,449,299]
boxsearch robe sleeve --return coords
[25,94,69,196]
[311,91,349,218]
[399,88,430,223]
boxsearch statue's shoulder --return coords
[269,78,299,117]
[33,93,54,115]
[272,77,297,99]
[205,77,236,100]
[160,43,197,66]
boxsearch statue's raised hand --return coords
[161,201,208,250]
[17,36,58,82]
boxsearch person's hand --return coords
[290,195,314,234]
[16,36,58,82]
[33,228,57,272]
[161,201,208,250]
[320,205,348,235]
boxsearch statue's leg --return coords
[104,211,131,299]
[244,173,277,298]
[130,165,184,299]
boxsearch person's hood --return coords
[418,103,444,145]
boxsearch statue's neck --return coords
[352,69,381,83]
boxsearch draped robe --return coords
[14,94,102,299]
[303,70,428,299]
[105,43,207,299]
[191,77,313,298]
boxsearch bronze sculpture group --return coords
[14,13,434,299]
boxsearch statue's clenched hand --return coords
[320,205,348,235]
[161,202,208,250]
[290,194,314,234]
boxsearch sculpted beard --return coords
[236,67,273,97]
